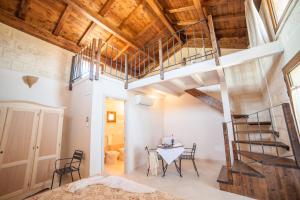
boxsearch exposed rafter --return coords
[78,22,97,45]
[145,0,182,43]
[63,0,141,49]
[17,0,30,20]
[203,0,228,7]
[167,5,195,13]
[99,0,116,16]
[175,14,245,26]
[53,5,72,36]
[213,13,245,23]
[192,0,209,33]
[113,44,129,61]
[105,3,144,46]
[207,15,220,64]
[78,0,116,45]
[0,8,80,52]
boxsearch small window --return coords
[284,54,300,133]
[267,0,293,31]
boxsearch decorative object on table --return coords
[171,134,174,146]
[51,150,84,189]
[162,136,173,145]
[180,143,199,177]
[22,75,39,88]
[107,111,116,123]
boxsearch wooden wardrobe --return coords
[0,102,64,200]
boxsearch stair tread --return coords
[236,140,289,150]
[217,166,233,184]
[235,130,279,137]
[232,114,249,119]
[234,121,272,125]
[231,160,264,178]
[238,151,298,168]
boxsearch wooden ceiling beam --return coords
[213,13,245,23]
[192,0,209,33]
[65,0,140,49]
[175,13,245,26]
[99,0,116,16]
[105,3,144,45]
[77,0,116,45]
[167,5,195,13]
[17,0,30,20]
[176,20,198,26]
[53,5,72,36]
[78,22,97,45]
[145,0,182,43]
[0,9,80,52]
[113,44,130,61]
[203,0,227,7]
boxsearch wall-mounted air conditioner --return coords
[134,95,154,106]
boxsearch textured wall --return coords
[0,22,73,83]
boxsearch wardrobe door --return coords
[0,107,39,199]
[0,107,7,143]
[30,109,63,189]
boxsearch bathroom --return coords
[104,98,125,175]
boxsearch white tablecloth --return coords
[157,143,184,165]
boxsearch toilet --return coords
[105,151,120,164]
[118,148,124,161]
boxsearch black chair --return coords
[145,146,164,176]
[180,143,199,177]
[51,150,84,189]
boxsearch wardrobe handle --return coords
[36,146,39,149]
[0,150,3,154]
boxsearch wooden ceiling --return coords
[0,0,251,54]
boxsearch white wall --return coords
[163,94,225,161]
[0,22,73,107]
[126,94,164,172]
[64,76,165,177]
[63,78,93,178]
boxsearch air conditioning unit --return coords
[134,95,154,106]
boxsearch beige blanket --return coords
[27,182,181,200]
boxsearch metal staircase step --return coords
[232,114,249,119]
[231,160,264,178]
[238,151,298,168]
[233,121,272,126]
[236,140,289,150]
[235,130,279,137]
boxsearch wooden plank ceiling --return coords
[0,0,250,54]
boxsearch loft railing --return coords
[69,20,215,89]
[222,103,300,174]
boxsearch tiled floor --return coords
[124,159,253,200]
[104,160,124,176]
[53,159,253,200]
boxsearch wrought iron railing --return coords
[223,103,300,169]
[69,20,215,89]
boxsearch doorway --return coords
[103,97,125,175]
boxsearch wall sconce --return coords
[22,75,39,88]
[107,111,116,123]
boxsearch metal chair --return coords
[50,150,83,189]
[145,146,164,176]
[180,143,199,177]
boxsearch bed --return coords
[26,176,181,200]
